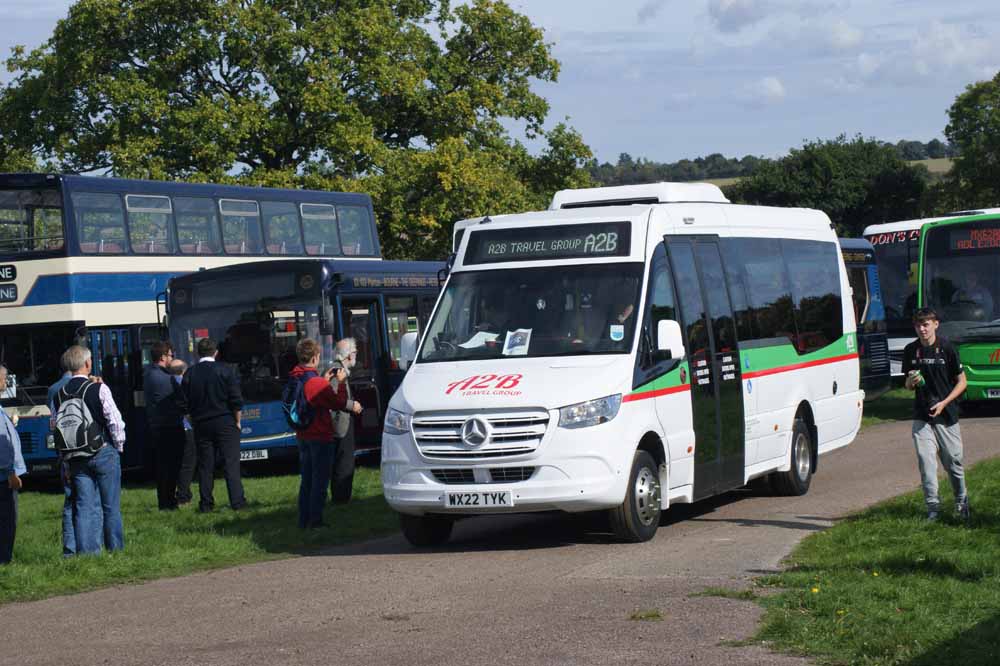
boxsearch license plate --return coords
[239,449,268,462]
[988,389,1000,399]
[444,490,513,508]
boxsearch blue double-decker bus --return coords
[166,259,443,460]
[0,172,380,474]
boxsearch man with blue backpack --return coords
[285,338,356,529]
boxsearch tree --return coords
[725,135,929,236]
[945,72,1000,207]
[0,0,591,259]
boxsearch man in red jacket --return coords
[289,338,357,528]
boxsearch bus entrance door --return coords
[338,297,385,452]
[667,238,745,499]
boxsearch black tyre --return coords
[399,513,454,547]
[770,417,813,496]
[608,450,662,542]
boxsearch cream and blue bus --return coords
[382,182,863,545]
[0,173,379,474]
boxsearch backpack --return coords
[282,371,317,432]
[53,381,106,459]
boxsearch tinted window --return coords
[719,239,756,342]
[175,197,221,254]
[670,242,709,356]
[738,238,796,343]
[219,199,263,254]
[639,243,678,368]
[262,201,303,255]
[126,195,174,254]
[337,205,376,256]
[73,192,126,254]
[695,242,738,352]
[782,239,843,353]
[301,204,340,256]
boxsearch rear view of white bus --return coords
[383,183,863,546]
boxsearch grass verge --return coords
[748,457,1000,666]
[0,467,397,605]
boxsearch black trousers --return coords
[194,415,246,511]
[152,425,185,510]
[330,425,355,504]
[176,427,197,504]
[0,481,17,564]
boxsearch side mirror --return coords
[320,301,336,336]
[399,331,419,370]
[656,320,685,361]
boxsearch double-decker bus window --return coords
[219,199,263,254]
[262,202,304,256]
[175,196,221,254]
[126,195,175,255]
[337,205,376,256]
[385,296,420,368]
[0,189,64,254]
[342,304,377,376]
[300,204,340,256]
[73,192,127,254]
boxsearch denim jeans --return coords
[62,462,76,556]
[69,445,124,554]
[298,439,334,528]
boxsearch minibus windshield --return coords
[419,263,643,362]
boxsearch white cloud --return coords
[708,0,771,33]
[827,18,863,50]
[742,75,787,105]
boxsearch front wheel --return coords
[608,450,662,542]
[399,513,454,547]
[770,417,813,496]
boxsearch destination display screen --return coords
[949,226,1000,251]
[464,222,631,264]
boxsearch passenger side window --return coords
[782,239,843,353]
[73,192,127,254]
[261,202,304,255]
[219,199,263,254]
[670,242,710,356]
[640,243,678,368]
[719,239,756,342]
[125,195,174,254]
[175,197,221,254]
[739,238,797,345]
[337,205,376,256]
[300,204,340,256]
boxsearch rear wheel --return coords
[399,513,454,547]
[608,450,662,542]
[770,417,813,496]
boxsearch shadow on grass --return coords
[904,612,1000,666]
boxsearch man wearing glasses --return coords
[330,338,364,504]
[144,341,186,510]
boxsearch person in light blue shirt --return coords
[49,359,76,556]
[1,364,27,564]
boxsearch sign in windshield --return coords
[950,227,1000,251]
[464,222,631,264]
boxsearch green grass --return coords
[862,387,913,428]
[0,467,397,605]
[748,457,1000,665]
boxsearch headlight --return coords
[384,407,412,435]
[558,394,622,429]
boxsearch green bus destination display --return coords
[950,226,1000,251]
[465,222,631,264]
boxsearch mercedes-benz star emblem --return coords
[461,417,489,447]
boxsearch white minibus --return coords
[383,183,863,545]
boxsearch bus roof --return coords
[863,208,1000,236]
[838,237,874,251]
[0,172,373,206]
[549,182,729,209]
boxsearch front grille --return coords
[431,468,475,484]
[889,349,904,364]
[489,467,536,483]
[413,409,549,461]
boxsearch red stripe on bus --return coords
[742,353,858,380]
[623,384,691,403]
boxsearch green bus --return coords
[918,213,1000,401]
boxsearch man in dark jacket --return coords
[288,338,352,528]
[143,341,185,510]
[178,338,246,512]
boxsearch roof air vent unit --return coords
[549,182,730,210]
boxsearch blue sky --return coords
[3,0,999,163]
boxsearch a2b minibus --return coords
[382,183,863,546]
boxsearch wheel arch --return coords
[795,400,818,473]
[637,431,669,508]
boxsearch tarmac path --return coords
[3,417,999,666]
